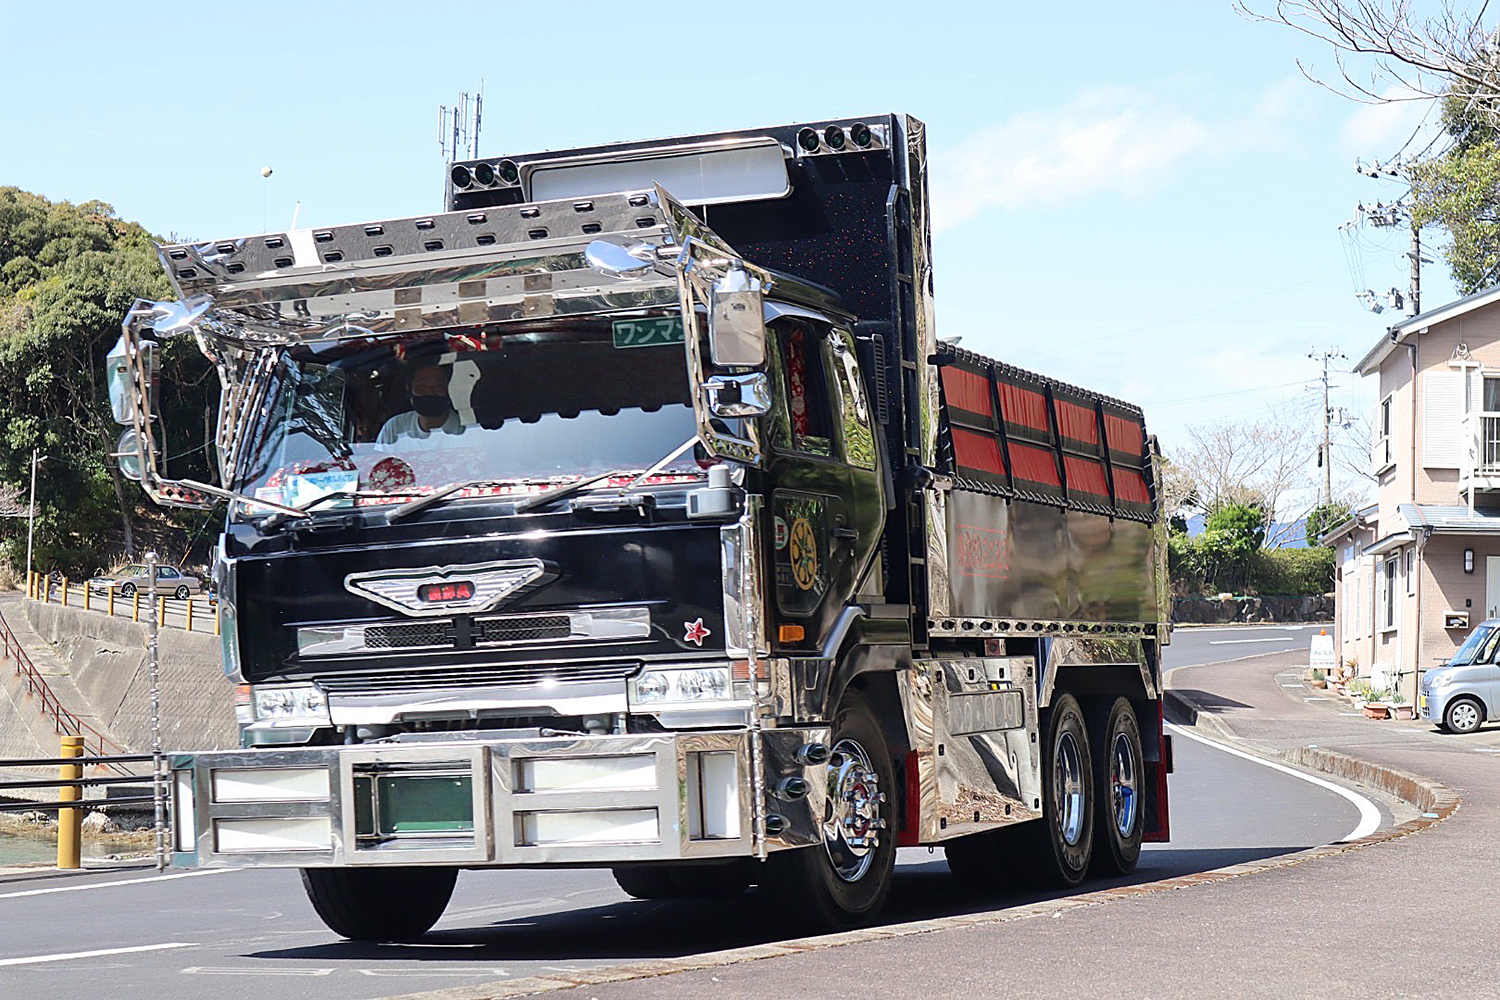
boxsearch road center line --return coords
[0,942,196,967]
[0,867,238,899]
[1208,638,1304,645]
[1165,724,1382,842]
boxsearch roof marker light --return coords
[850,122,872,148]
[497,159,520,185]
[450,164,472,189]
[474,162,496,186]
[823,125,846,150]
[797,127,820,153]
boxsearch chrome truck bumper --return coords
[170,727,829,868]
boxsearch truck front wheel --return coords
[300,866,457,941]
[765,691,897,931]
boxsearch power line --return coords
[1149,377,1319,408]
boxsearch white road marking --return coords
[0,942,196,967]
[0,867,237,900]
[182,967,332,976]
[1303,696,1332,701]
[1166,724,1383,842]
[1209,638,1304,645]
[1471,747,1500,753]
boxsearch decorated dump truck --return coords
[107,114,1171,939]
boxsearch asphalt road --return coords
[0,716,1387,1000]
[1163,623,1318,672]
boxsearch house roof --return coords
[1318,501,1378,546]
[1354,284,1500,375]
[1398,503,1500,535]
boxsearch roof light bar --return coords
[796,121,887,158]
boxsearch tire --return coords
[764,691,897,931]
[612,862,751,900]
[1443,696,1484,735]
[175,585,190,600]
[1089,697,1144,876]
[1035,693,1095,887]
[120,582,136,598]
[300,866,457,941]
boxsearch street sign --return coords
[1309,630,1337,674]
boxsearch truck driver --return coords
[376,362,465,446]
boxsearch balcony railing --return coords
[1461,410,1500,486]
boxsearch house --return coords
[1331,285,1500,700]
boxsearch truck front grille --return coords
[473,615,570,644]
[316,661,639,694]
[366,622,455,649]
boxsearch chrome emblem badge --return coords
[345,559,548,618]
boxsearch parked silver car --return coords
[1421,620,1500,734]
[87,564,203,601]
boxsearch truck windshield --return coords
[232,318,701,513]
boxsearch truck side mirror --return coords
[114,429,143,482]
[704,372,772,417]
[107,334,157,425]
[708,268,766,368]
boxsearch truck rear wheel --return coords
[764,691,897,931]
[1036,693,1094,887]
[611,862,751,899]
[1089,697,1143,876]
[300,866,457,941]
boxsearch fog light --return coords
[630,666,734,705]
[497,159,520,184]
[474,162,496,186]
[250,683,330,728]
[797,127,820,153]
[823,125,846,150]
[850,122,872,147]
[450,164,472,189]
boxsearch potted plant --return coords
[1390,688,1413,720]
[1310,669,1328,690]
[1362,684,1392,719]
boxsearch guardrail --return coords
[26,571,220,636]
[0,606,120,759]
[0,737,163,869]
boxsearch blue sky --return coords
[0,1,1454,500]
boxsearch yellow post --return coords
[57,735,84,870]
[185,598,193,633]
[158,596,165,627]
[108,587,115,617]
[61,577,68,607]
[215,602,222,636]
[83,584,90,611]
[42,576,50,604]
[132,590,140,622]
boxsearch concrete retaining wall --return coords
[22,601,237,753]
[1172,595,1335,624]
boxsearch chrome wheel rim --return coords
[1452,702,1480,731]
[1055,730,1085,846]
[1111,731,1139,838]
[822,738,884,883]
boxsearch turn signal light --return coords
[779,624,805,643]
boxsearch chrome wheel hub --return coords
[1453,702,1480,730]
[822,738,885,883]
[1111,731,1139,838]
[1055,730,1085,847]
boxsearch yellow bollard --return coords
[108,587,115,617]
[185,598,193,633]
[57,735,84,870]
[42,576,50,604]
[215,602,221,636]
[83,584,90,611]
[132,590,140,622]
[61,577,69,607]
[158,596,165,627]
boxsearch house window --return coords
[1406,548,1415,596]
[1376,395,1393,470]
[1382,555,1398,631]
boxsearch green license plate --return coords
[355,772,474,836]
[612,316,684,349]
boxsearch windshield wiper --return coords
[513,436,701,515]
[258,489,420,533]
[384,479,532,524]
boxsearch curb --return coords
[374,727,1463,1000]
[1162,688,1236,741]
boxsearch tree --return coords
[1305,500,1355,546]
[1199,503,1267,591]
[1169,407,1319,547]
[0,188,214,576]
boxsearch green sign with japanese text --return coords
[612,316,685,349]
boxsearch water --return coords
[0,830,148,866]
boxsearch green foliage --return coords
[0,187,214,576]
[1305,501,1354,548]
[1410,139,1500,294]
[1246,546,1335,596]
[1195,503,1265,588]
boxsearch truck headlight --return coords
[250,684,331,727]
[630,667,732,705]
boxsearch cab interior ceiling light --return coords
[795,121,884,157]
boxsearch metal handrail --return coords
[0,606,123,761]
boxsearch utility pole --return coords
[1346,158,1425,317]
[25,448,46,585]
[1409,222,1421,317]
[1309,349,1347,504]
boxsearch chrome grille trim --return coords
[317,662,640,694]
[295,607,652,658]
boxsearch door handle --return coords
[833,526,859,541]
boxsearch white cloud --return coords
[1340,86,1439,153]
[931,82,1296,232]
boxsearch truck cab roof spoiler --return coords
[155,189,683,345]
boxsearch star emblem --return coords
[683,618,711,646]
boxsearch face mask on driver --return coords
[410,393,451,418]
